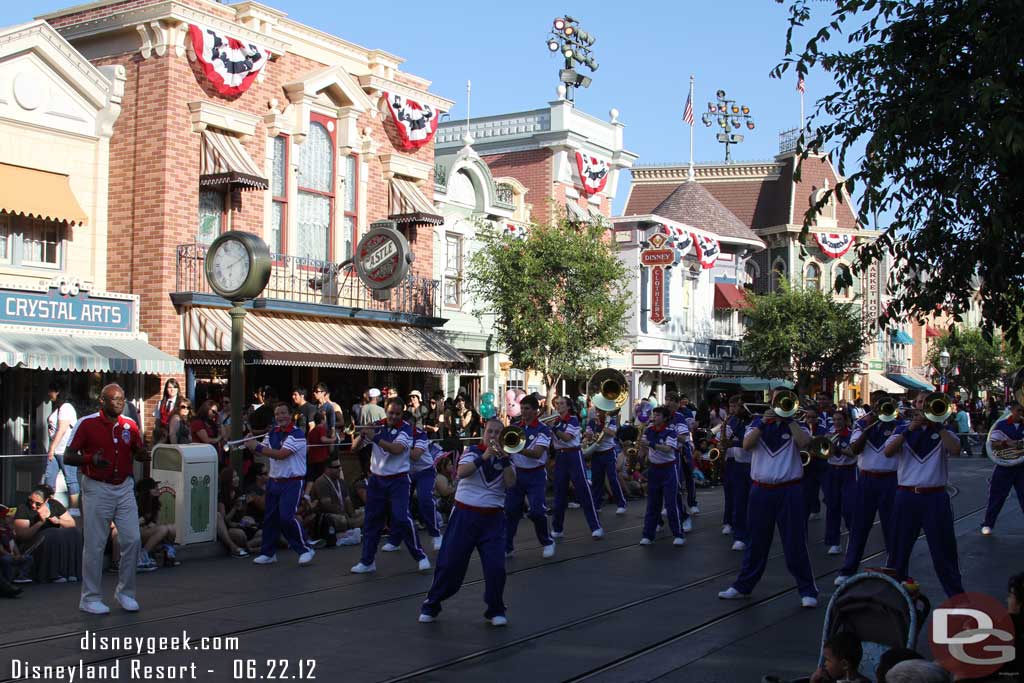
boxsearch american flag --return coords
[796,73,806,94]
[682,92,694,126]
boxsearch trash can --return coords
[150,444,219,545]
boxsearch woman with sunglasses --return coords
[152,379,183,442]
[191,400,222,449]
[13,484,81,583]
[168,400,193,445]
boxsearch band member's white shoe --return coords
[673,537,686,547]
[417,557,431,572]
[350,562,376,574]
[717,587,751,600]
[827,545,843,555]
[731,540,747,551]
[616,507,627,515]
[80,600,110,615]
[488,615,508,627]
[381,543,400,552]
[568,502,581,509]
[418,614,435,623]
[721,524,733,535]
[298,550,315,565]
[801,596,818,608]
[690,505,700,514]
[981,526,993,536]
[551,531,564,539]
[432,536,443,551]
[639,538,652,546]
[682,518,693,533]
[591,528,605,539]
[252,554,277,565]
[542,544,556,559]
[115,591,139,612]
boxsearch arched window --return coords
[771,260,787,291]
[804,261,822,291]
[834,263,852,297]
[744,261,760,287]
[296,118,334,261]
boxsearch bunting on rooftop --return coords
[692,232,720,269]
[383,92,440,151]
[814,232,854,259]
[575,152,609,195]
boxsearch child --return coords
[811,632,870,683]
[0,505,33,584]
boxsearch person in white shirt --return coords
[44,382,79,510]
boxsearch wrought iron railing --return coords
[176,243,440,318]
[778,127,801,155]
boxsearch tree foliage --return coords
[740,283,868,393]
[773,0,1024,349]
[927,328,1007,401]
[466,220,632,402]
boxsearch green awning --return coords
[706,376,794,392]
[0,332,182,375]
[885,372,933,392]
[890,330,915,345]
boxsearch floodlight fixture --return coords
[554,17,566,30]
[562,46,574,59]
[706,88,755,162]
[548,39,560,51]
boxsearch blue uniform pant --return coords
[644,464,683,539]
[261,478,311,557]
[591,450,627,509]
[361,474,425,565]
[732,482,817,598]
[679,446,697,508]
[982,464,1024,528]
[840,471,896,576]
[552,449,601,533]
[421,506,506,619]
[730,461,753,543]
[722,458,735,525]
[823,465,856,546]
[44,454,80,495]
[889,489,964,598]
[505,467,552,551]
[803,458,827,516]
[388,468,440,546]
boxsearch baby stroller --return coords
[763,570,931,683]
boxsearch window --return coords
[296,116,335,262]
[771,261,786,291]
[198,190,226,245]
[0,214,9,262]
[834,263,851,297]
[444,233,463,308]
[804,262,822,291]
[0,212,65,268]
[342,154,358,261]
[744,261,759,287]
[270,135,288,255]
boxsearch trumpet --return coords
[922,392,952,423]
[499,426,526,454]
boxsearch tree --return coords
[928,328,1007,401]
[466,219,632,405]
[740,283,868,395]
[773,1,1024,349]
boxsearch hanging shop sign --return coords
[188,24,270,96]
[692,232,721,269]
[354,220,414,301]
[814,232,854,259]
[0,276,135,334]
[575,152,610,195]
[382,93,440,151]
[641,233,675,325]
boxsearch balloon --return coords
[481,392,495,406]
[480,404,496,419]
[635,400,652,424]
[506,389,522,418]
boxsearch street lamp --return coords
[938,349,951,392]
[546,15,598,102]
[701,89,755,163]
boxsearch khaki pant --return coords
[80,476,140,605]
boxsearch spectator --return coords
[292,387,317,434]
[454,395,480,441]
[423,393,442,438]
[360,388,386,425]
[809,632,869,683]
[219,397,232,431]
[168,400,193,445]
[408,391,428,430]
[44,381,80,511]
[351,390,367,427]
[0,504,32,584]
[216,467,249,558]
[875,648,924,683]
[999,571,1024,682]
[305,409,333,497]
[191,400,222,448]
[311,457,362,546]
[433,452,456,519]
[988,397,1003,431]
[954,403,973,457]
[13,485,81,583]
[884,661,951,683]
[851,398,866,421]
[152,379,183,442]
[135,478,179,569]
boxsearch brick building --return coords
[41,0,468,421]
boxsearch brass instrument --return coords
[707,447,722,462]
[771,389,802,419]
[499,426,526,454]
[872,394,899,423]
[800,434,835,467]
[223,434,263,450]
[538,413,562,425]
[588,368,629,412]
[922,392,952,423]
[986,406,1024,467]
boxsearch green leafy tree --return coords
[740,283,867,394]
[773,0,1024,349]
[928,328,1007,401]
[467,220,632,405]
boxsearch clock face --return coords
[210,238,251,294]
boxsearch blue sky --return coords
[10,0,832,215]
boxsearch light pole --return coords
[701,90,755,163]
[938,349,951,392]
[546,16,598,102]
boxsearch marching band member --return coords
[823,411,856,555]
[246,403,315,567]
[883,392,964,597]
[585,405,627,515]
[981,401,1024,535]
[666,393,695,532]
[835,398,900,584]
[351,398,430,574]
[384,417,442,553]
[719,388,818,607]
[723,395,752,551]
[505,395,556,559]
[639,406,685,547]
[550,397,604,540]
[420,418,517,626]
[802,405,828,522]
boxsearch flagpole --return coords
[688,75,695,182]
[800,88,804,131]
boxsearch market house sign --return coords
[0,278,135,333]
[641,233,675,325]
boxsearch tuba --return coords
[922,392,952,423]
[588,368,629,413]
[499,426,526,454]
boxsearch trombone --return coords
[770,389,804,419]
[800,435,835,467]
[497,426,526,454]
[872,395,899,423]
[922,392,952,423]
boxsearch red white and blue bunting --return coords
[383,92,440,151]
[504,223,527,240]
[575,152,610,195]
[188,24,269,97]
[692,232,721,269]
[814,232,854,259]
[654,224,693,260]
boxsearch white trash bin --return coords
[150,444,219,545]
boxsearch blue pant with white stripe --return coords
[644,463,683,539]
[505,467,552,551]
[552,449,601,533]
[388,468,440,546]
[591,449,627,510]
[982,464,1024,528]
[260,478,311,557]
[823,465,856,546]
[421,505,506,619]
[361,474,425,565]
[730,461,753,543]
[889,489,963,597]
[732,482,817,598]
[840,471,896,576]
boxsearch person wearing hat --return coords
[361,389,386,425]
[408,391,428,431]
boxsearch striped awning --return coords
[0,332,183,375]
[181,308,472,372]
[200,130,268,191]
[587,206,609,226]
[565,201,588,223]
[389,178,443,225]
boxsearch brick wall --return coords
[481,149,553,225]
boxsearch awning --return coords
[869,371,906,394]
[926,325,943,338]
[587,206,609,226]
[182,308,472,372]
[885,372,933,391]
[200,130,268,191]
[714,283,748,310]
[565,201,589,222]
[706,376,794,392]
[0,163,87,224]
[0,332,183,375]
[890,329,915,345]
[389,178,443,225]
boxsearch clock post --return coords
[229,302,246,470]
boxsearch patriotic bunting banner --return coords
[655,224,694,260]
[188,24,269,96]
[575,152,610,195]
[382,92,440,151]
[692,232,720,269]
[504,223,527,240]
[814,232,854,259]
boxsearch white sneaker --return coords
[79,600,110,615]
[115,591,139,612]
[337,530,361,546]
[981,526,993,536]
[827,545,842,555]
[834,575,851,586]
[731,540,747,552]
[381,542,400,552]
[542,544,556,559]
[673,537,686,547]
[718,587,751,600]
[801,596,818,608]
[298,550,315,566]
[418,613,435,623]
[551,531,564,539]
[682,518,693,533]
[489,615,508,627]
[252,554,277,565]
[615,507,627,515]
[690,505,700,514]
[568,502,581,509]
[639,538,653,546]
[417,557,431,572]
[350,562,376,574]
[591,528,605,539]
[721,524,733,535]
[432,536,443,551]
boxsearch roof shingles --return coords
[649,181,762,243]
